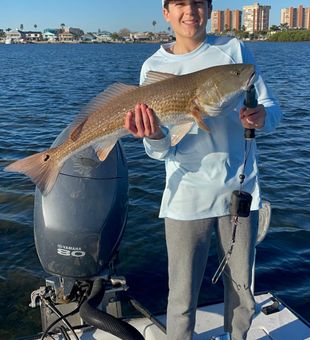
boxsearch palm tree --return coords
[34,24,37,30]
[279,23,289,31]
[60,23,65,32]
[20,24,24,31]
[152,20,157,33]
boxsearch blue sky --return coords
[1,0,308,33]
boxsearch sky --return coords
[1,0,308,33]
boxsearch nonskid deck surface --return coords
[28,292,310,340]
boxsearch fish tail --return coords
[4,148,61,195]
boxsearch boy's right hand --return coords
[125,103,164,140]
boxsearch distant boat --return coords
[5,37,12,44]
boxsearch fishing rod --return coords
[244,84,258,140]
[212,85,257,284]
[229,84,257,219]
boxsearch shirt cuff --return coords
[143,126,171,152]
[259,105,283,134]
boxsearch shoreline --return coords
[0,40,168,45]
[1,36,310,45]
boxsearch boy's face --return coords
[163,0,210,42]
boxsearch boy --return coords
[125,0,282,339]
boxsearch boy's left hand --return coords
[239,104,266,129]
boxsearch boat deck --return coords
[79,292,310,339]
[24,292,310,340]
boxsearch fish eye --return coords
[232,70,240,76]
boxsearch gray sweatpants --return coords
[165,212,258,340]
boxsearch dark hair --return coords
[164,0,213,10]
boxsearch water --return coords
[0,42,309,338]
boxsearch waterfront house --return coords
[69,27,84,37]
[81,33,97,43]
[44,28,60,35]
[157,31,171,42]
[42,31,57,42]
[58,31,76,42]
[58,27,84,43]
[130,32,151,41]
[24,31,42,42]
[5,29,25,43]
[95,31,112,42]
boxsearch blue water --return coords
[0,42,309,338]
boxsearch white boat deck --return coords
[55,292,309,340]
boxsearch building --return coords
[281,5,310,29]
[69,27,84,37]
[58,27,84,43]
[243,3,271,33]
[157,31,171,42]
[42,31,57,42]
[44,28,60,35]
[306,7,310,29]
[5,29,25,43]
[211,9,242,33]
[130,32,151,41]
[281,7,297,28]
[95,31,112,43]
[24,31,42,42]
[58,31,76,42]
[224,9,232,31]
[81,33,97,43]
[232,10,243,31]
[211,9,242,32]
[211,10,225,33]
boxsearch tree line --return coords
[267,29,310,42]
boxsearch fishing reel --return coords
[230,190,252,218]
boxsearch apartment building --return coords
[243,3,271,33]
[211,10,224,33]
[211,9,242,33]
[211,3,271,34]
[281,5,310,29]
[306,7,310,29]
[232,10,243,31]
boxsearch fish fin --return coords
[170,122,194,146]
[142,71,177,86]
[191,107,210,132]
[93,138,118,161]
[68,83,138,138]
[69,117,88,141]
[82,83,138,114]
[4,148,61,195]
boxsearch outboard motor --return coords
[31,128,145,339]
[34,129,128,279]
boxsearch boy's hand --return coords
[125,103,164,139]
[239,104,266,129]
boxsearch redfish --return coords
[4,64,255,195]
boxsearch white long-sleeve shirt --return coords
[141,37,282,220]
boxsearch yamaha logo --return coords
[57,245,86,257]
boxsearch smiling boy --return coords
[125,1,282,339]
